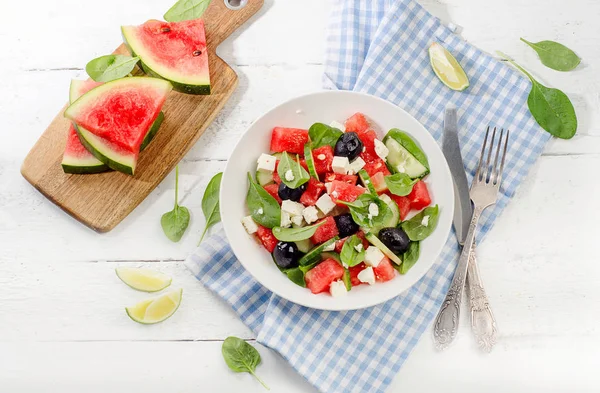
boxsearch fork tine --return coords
[495,130,509,186]
[475,127,490,182]
[483,127,497,183]
[490,128,504,184]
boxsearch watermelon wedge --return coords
[64,77,171,175]
[122,19,210,95]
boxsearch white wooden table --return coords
[2,0,599,391]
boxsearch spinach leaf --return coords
[198,172,222,245]
[272,221,324,242]
[520,38,581,72]
[86,55,139,82]
[298,237,339,266]
[401,205,439,241]
[384,173,417,196]
[400,241,420,274]
[164,0,212,22]
[342,269,352,291]
[161,166,190,242]
[246,172,280,229]
[221,337,269,390]
[283,267,306,287]
[498,52,577,139]
[384,129,430,169]
[340,194,391,229]
[308,123,343,149]
[277,152,310,189]
[340,235,366,267]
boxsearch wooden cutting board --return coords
[21,0,264,233]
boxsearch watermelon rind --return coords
[121,20,210,95]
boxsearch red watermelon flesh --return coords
[64,77,171,153]
[324,172,358,185]
[310,216,339,244]
[312,145,334,175]
[345,113,370,133]
[263,183,282,205]
[357,129,378,156]
[299,178,326,206]
[329,180,366,205]
[388,193,411,220]
[373,256,396,282]
[349,263,367,286]
[305,258,345,294]
[270,127,309,154]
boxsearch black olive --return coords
[334,132,364,161]
[278,182,307,202]
[334,213,359,238]
[378,227,410,254]
[273,241,301,269]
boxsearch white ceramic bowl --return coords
[220,91,454,311]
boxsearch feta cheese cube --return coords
[348,157,366,175]
[332,156,350,175]
[315,194,336,215]
[241,216,258,234]
[364,246,384,267]
[281,200,304,217]
[302,206,319,224]
[324,182,333,194]
[354,243,363,252]
[323,242,335,251]
[374,139,389,160]
[329,120,346,132]
[291,214,304,226]
[330,280,348,297]
[280,211,292,228]
[284,169,295,181]
[368,203,379,217]
[421,215,430,226]
[357,266,376,285]
[256,153,276,173]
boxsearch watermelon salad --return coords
[242,113,441,297]
[61,18,211,175]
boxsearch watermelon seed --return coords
[162,27,171,33]
[193,50,202,56]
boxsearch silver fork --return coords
[433,127,509,350]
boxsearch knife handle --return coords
[467,242,498,352]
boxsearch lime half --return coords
[116,267,172,292]
[428,42,470,91]
[126,288,183,324]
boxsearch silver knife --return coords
[441,107,497,351]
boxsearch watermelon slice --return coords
[64,77,171,175]
[122,19,210,95]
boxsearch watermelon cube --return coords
[387,193,411,220]
[373,256,396,282]
[344,113,370,133]
[263,183,282,205]
[329,180,366,205]
[357,129,378,156]
[349,262,367,286]
[371,172,388,194]
[362,157,391,178]
[324,172,358,185]
[305,258,345,294]
[256,226,278,253]
[408,180,431,211]
[300,178,326,206]
[270,127,309,155]
[310,216,339,244]
[312,145,334,175]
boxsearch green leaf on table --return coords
[161,166,190,242]
[198,172,222,245]
[277,152,310,189]
[340,234,366,267]
[384,173,417,196]
[520,38,581,72]
[222,336,270,390]
[272,221,324,242]
[401,205,439,241]
[400,241,420,274]
[498,52,577,139]
[164,0,212,22]
[246,172,281,229]
[308,123,343,149]
[86,55,139,82]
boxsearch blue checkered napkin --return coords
[186,1,550,392]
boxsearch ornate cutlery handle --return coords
[433,205,484,350]
[467,244,497,352]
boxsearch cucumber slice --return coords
[384,138,429,179]
[295,238,313,253]
[358,169,377,194]
[369,194,400,235]
[321,251,341,263]
[364,232,403,265]
[298,237,339,266]
[272,152,283,160]
[304,143,319,179]
[256,170,274,186]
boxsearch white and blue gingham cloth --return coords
[186,1,550,392]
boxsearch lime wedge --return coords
[115,267,172,292]
[126,288,183,324]
[428,42,470,91]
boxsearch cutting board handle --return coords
[204,0,264,49]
